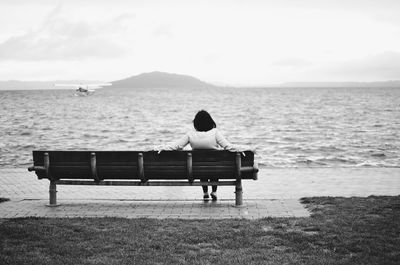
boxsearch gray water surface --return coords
[1,87,399,167]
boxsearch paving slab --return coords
[0,199,309,219]
[1,167,399,219]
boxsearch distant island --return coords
[1,71,400,90]
[111,71,216,89]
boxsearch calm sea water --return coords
[0,87,399,168]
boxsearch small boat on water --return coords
[75,86,93,96]
[54,83,112,96]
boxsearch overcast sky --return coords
[1,0,400,85]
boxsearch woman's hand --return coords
[232,145,258,155]
[153,145,165,154]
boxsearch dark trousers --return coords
[201,177,218,193]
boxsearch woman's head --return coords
[193,110,216,132]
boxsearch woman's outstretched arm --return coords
[156,133,190,151]
[215,130,237,151]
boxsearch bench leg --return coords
[47,181,59,207]
[235,179,243,206]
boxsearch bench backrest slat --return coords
[32,150,255,181]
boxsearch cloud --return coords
[153,24,174,38]
[0,6,127,61]
[323,51,400,80]
[272,58,313,68]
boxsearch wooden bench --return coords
[28,150,258,206]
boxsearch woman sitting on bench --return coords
[159,110,237,201]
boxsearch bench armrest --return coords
[240,164,259,180]
[28,166,45,172]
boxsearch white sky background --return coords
[0,0,400,85]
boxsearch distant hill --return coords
[111,71,216,88]
[0,80,103,90]
[279,80,400,88]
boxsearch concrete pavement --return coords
[0,167,399,219]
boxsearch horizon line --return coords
[0,70,400,88]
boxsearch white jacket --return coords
[163,128,236,151]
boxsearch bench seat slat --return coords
[42,174,254,180]
[56,180,238,186]
[50,165,237,171]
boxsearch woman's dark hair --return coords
[193,110,216,132]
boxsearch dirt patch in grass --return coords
[0,198,9,203]
[0,196,399,265]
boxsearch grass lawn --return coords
[0,196,399,265]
